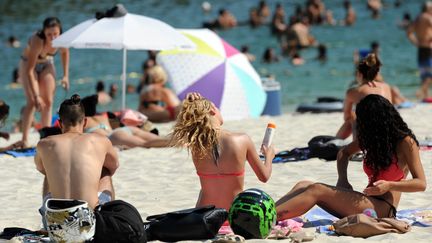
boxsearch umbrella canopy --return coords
[157,29,267,121]
[53,12,195,108]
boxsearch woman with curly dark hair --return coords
[276,94,426,220]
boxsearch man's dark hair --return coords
[59,94,85,127]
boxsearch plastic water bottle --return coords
[262,123,276,148]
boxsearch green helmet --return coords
[228,188,276,239]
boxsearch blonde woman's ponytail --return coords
[170,97,220,162]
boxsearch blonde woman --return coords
[170,92,275,211]
[138,65,180,122]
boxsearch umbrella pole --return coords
[122,48,127,110]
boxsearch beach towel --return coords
[396,208,432,227]
[263,147,311,163]
[267,135,348,163]
[396,101,415,109]
[2,147,36,157]
[303,207,339,227]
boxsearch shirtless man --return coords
[407,1,432,99]
[35,94,119,223]
[291,17,315,48]
[343,0,356,26]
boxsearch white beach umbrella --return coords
[53,8,195,109]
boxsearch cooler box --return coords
[261,79,281,116]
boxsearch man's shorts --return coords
[418,47,432,82]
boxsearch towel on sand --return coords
[1,147,36,157]
[397,208,432,227]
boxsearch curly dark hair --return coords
[356,94,418,174]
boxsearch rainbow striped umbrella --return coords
[157,29,266,120]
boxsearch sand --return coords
[1,105,431,242]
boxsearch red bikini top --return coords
[363,156,405,187]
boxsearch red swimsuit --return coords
[363,157,405,187]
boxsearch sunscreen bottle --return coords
[262,123,276,148]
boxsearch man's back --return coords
[36,132,117,208]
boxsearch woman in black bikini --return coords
[19,17,70,147]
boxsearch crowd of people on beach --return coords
[0,0,430,241]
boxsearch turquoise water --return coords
[0,0,423,130]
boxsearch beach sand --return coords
[1,105,431,242]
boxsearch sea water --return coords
[0,0,423,130]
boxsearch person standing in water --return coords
[407,1,432,99]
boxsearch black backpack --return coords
[144,205,227,242]
[308,135,345,161]
[93,200,146,243]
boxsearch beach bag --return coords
[144,205,228,241]
[308,135,345,161]
[93,200,147,243]
[45,199,96,243]
[333,213,411,238]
